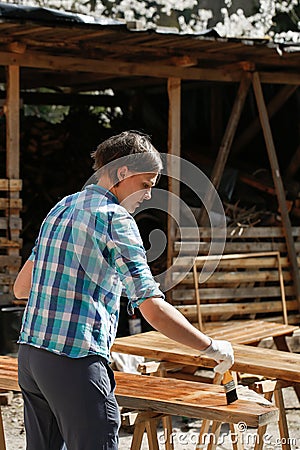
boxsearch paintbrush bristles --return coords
[222,371,238,405]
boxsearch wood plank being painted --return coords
[0,356,279,429]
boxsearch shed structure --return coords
[0,3,299,311]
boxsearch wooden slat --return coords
[0,198,22,209]
[0,255,21,267]
[172,285,296,301]
[0,179,22,191]
[204,321,298,344]
[5,65,20,180]
[167,77,181,295]
[0,217,22,230]
[174,241,290,253]
[176,299,298,319]
[176,226,297,240]
[112,331,300,383]
[0,238,21,248]
[171,255,293,268]
[176,269,291,285]
[114,372,278,428]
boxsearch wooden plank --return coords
[114,372,278,428]
[5,66,20,179]
[0,199,22,209]
[167,77,181,294]
[0,217,22,230]
[174,242,289,253]
[0,238,21,248]
[0,256,21,267]
[199,73,251,225]
[173,255,293,268]
[0,179,22,191]
[176,299,298,318]
[172,285,296,300]
[177,226,297,240]
[178,269,291,285]
[204,321,298,344]
[252,72,300,312]
[0,357,278,429]
[112,331,300,383]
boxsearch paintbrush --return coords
[222,371,238,404]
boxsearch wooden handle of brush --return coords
[222,371,233,385]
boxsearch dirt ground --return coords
[1,385,300,449]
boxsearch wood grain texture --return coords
[0,355,278,429]
[112,331,300,383]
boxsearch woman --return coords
[14,130,234,450]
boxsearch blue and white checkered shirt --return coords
[19,184,164,360]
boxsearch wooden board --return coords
[0,355,278,428]
[112,331,300,383]
[115,372,278,428]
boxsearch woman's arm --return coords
[13,259,34,299]
[139,296,234,373]
[139,296,211,351]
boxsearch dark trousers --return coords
[18,344,120,450]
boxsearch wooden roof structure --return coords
[0,3,300,308]
[0,2,299,91]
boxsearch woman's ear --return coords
[117,166,129,182]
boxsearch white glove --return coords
[202,339,234,374]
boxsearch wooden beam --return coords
[233,85,298,154]
[0,50,243,82]
[199,73,251,225]
[167,77,181,295]
[5,65,20,179]
[260,72,300,86]
[0,50,299,84]
[252,72,300,312]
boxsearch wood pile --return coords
[0,179,22,306]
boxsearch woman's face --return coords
[113,168,158,213]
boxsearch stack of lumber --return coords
[0,179,22,306]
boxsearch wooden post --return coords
[252,72,300,312]
[4,65,21,303]
[166,78,181,297]
[199,73,251,225]
[5,65,20,179]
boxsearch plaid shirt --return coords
[19,184,164,360]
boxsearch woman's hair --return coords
[91,130,163,184]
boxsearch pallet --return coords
[0,179,22,304]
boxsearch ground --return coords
[2,386,300,449]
